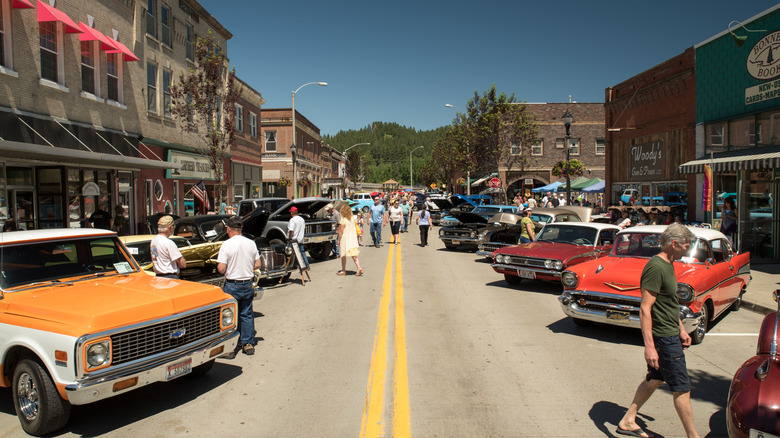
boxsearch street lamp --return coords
[562,110,574,205]
[445,104,471,196]
[343,142,370,154]
[291,81,327,198]
[409,145,424,190]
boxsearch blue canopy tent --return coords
[532,181,564,193]
[582,180,605,193]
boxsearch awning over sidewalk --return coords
[0,140,177,170]
[678,145,780,174]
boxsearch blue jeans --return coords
[370,222,382,245]
[332,241,340,257]
[402,215,408,232]
[222,281,256,346]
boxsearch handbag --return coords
[353,217,362,236]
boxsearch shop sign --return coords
[747,31,780,80]
[745,78,780,105]
[489,178,501,188]
[169,150,214,180]
[82,182,100,196]
[630,140,663,181]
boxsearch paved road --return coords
[0,232,765,437]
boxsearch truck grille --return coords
[110,308,222,365]
[305,221,334,234]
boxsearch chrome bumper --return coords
[439,237,479,244]
[303,232,337,244]
[65,329,239,405]
[557,291,702,333]
[491,263,562,278]
[478,242,510,257]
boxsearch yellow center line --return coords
[361,244,395,437]
[393,244,411,437]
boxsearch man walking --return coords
[369,196,387,247]
[217,217,261,357]
[288,206,309,268]
[326,203,341,258]
[150,215,186,279]
[617,223,698,438]
[400,198,411,233]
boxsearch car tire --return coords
[691,303,709,345]
[12,358,71,437]
[444,243,457,250]
[189,359,215,377]
[730,291,744,311]
[269,239,286,247]
[309,242,332,261]
[504,274,522,285]
[362,206,370,213]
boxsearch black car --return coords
[438,210,516,251]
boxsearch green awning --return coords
[558,176,590,190]
[570,177,602,190]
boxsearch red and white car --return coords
[557,225,750,344]
[490,222,620,285]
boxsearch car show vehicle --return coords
[0,229,238,436]
[350,192,375,213]
[727,290,780,438]
[253,197,338,260]
[490,222,620,285]
[477,207,588,256]
[236,197,291,217]
[620,188,639,204]
[438,208,520,251]
[557,225,751,344]
[439,204,517,227]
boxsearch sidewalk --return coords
[742,260,780,316]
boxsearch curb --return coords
[743,300,775,316]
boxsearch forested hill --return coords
[322,122,449,185]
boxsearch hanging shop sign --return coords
[629,140,663,181]
[168,150,215,180]
[747,31,780,80]
[82,182,100,196]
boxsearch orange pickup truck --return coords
[0,228,238,436]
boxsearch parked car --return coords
[236,197,290,217]
[727,289,780,438]
[558,225,751,344]
[477,207,589,256]
[641,196,664,206]
[440,204,518,227]
[0,229,238,435]
[350,192,375,213]
[491,222,620,285]
[620,188,639,204]
[438,209,519,251]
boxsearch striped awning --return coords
[678,146,780,174]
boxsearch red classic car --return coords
[491,222,621,285]
[727,290,780,438]
[558,225,750,344]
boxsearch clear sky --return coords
[198,0,779,137]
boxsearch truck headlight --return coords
[221,305,236,328]
[561,271,578,288]
[439,229,445,236]
[85,340,111,368]
[677,283,694,303]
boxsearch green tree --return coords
[169,31,241,207]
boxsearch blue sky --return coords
[198,0,779,137]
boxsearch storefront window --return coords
[7,167,32,185]
[37,168,63,228]
[758,111,780,146]
[729,116,757,149]
[740,171,774,258]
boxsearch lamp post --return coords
[291,81,327,198]
[410,145,424,190]
[343,142,370,154]
[445,103,471,196]
[562,110,574,205]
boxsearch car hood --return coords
[450,195,477,208]
[568,255,698,296]
[451,211,489,224]
[499,241,592,261]
[273,197,332,217]
[3,274,231,337]
[430,198,454,210]
[242,207,272,237]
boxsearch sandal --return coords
[356,270,364,276]
[336,271,346,276]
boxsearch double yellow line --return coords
[360,244,411,438]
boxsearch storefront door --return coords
[9,189,35,230]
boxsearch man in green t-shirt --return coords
[617,223,699,438]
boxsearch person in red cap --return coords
[287,206,309,268]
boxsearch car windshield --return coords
[530,213,552,224]
[536,225,597,245]
[1,237,135,290]
[199,219,228,240]
[612,232,662,258]
[473,206,501,213]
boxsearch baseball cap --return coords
[158,215,174,230]
[226,217,243,229]
[290,206,299,213]
[325,203,334,210]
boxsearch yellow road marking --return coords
[393,244,411,438]
[361,244,395,437]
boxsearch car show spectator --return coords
[415,204,431,247]
[288,206,309,268]
[336,204,363,276]
[326,203,341,258]
[88,203,112,230]
[150,215,186,279]
[370,196,388,247]
[401,198,411,233]
[388,200,403,244]
[519,209,535,243]
[616,210,632,229]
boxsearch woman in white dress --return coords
[337,204,363,276]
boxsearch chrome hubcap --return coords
[697,307,708,338]
[17,372,39,421]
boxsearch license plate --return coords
[606,309,630,324]
[519,270,535,279]
[166,358,192,380]
[750,429,780,438]
[452,240,460,245]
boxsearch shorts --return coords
[390,221,401,235]
[646,335,691,392]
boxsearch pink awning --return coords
[78,22,117,51]
[37,2,82,34]
[12,0,34,9]
[105,37,139,62]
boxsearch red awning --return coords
[12,0,34,9]
[105,37,139,62]
[78,22,117,51]
[37,2,81,34]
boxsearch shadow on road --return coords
[588,400,657,438]
[547,317,644,346]
[0,361,244,436]
[484,279,563,296]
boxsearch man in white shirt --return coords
[150,215,186,279]
[541,193,550,208]
[218,217,261,357]
[558,194,567,206]
[288,206,309,267]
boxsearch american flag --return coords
[192,180,210,213]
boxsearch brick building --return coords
[501,102,605,199]
[604,49,696,215]
[230,78,265,203]
[260,108,325,198]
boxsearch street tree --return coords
[169,31,241,208]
